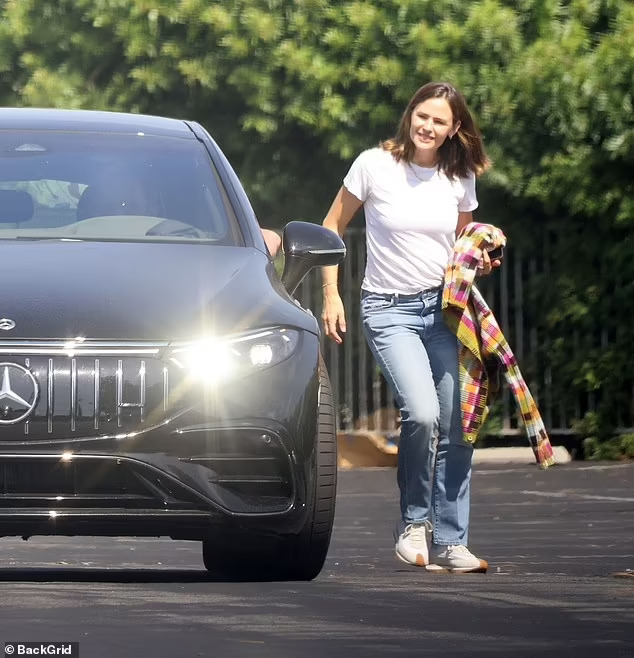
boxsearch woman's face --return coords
[409,97,457,156]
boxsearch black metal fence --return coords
[296,228,633,436]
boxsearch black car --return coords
[0,108,345,580]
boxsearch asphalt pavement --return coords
[0,462,632,657]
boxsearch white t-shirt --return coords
[343,147,478,294]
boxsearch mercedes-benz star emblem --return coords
[0,362,39,424]
[0,318,16,331]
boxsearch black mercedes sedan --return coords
[0,108,345,580]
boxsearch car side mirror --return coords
[281,221,346,295]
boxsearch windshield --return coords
[0,130,243,245]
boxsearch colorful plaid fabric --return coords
[442,222,555,469]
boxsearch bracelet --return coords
[322,283,338,289]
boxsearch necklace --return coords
[408,162,436,183]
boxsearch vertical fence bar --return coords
[342,234,354,430]
[386,380,396,432]
[327,327,341,427]
[573,331,583,421]
[356,231,368,430]
[542,240,553,430]
[499,256,511,430]
[528,257,539,403]
[514,253,524,365]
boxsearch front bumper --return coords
[0,334,321,540]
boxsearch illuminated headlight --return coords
[168,328,300,384]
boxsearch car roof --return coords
[0,107,196,139]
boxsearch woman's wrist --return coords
[322,283,340,297]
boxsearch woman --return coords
[321,82,500,573]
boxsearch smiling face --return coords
[408,97,459,164]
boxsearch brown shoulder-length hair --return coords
[381,82,491,179]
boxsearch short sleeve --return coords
[342,149,374,202]
[458,172,478,212]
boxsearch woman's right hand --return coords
[322,290,347,344]
[320,185,361,344]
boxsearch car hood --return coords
[0,241,316,339]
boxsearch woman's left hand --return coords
[476,250,502,276]
[261,228,282,257]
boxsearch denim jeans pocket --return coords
[360,292,393,313]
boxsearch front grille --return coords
[1,458,149,498]
[0,455,207,510]
[0,341,188,439]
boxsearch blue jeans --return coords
[360,287,473,545]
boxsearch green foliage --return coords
[621,434,634,459]
[583,437,621,461]
[583,434,634,461]
[0,0,632,446]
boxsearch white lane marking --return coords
[571,464,634,471]
[475,464,634,475]
[520,490,634,503]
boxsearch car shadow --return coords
[0,567,307,584]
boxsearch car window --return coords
[0,131,243,245]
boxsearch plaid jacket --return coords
[442,222,555,469]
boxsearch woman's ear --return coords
[450,120,461,139]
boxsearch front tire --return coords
[202,356,337,580]
[282,355,337,580]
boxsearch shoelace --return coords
[404,523,431,544]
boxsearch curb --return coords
[472,445,572,465]
[337,431,572,469]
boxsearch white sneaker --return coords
[426,544,488,573]
[394,520,432,567]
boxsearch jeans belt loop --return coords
[393,293,399,305]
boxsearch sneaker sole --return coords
[394,544,428,567]
[425,560,488,574]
